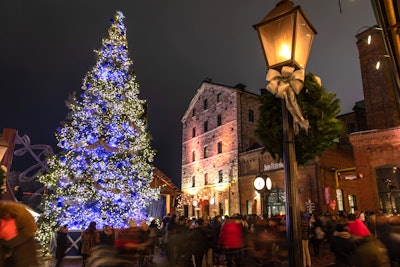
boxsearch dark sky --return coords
[0,1,376,187]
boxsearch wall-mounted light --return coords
[210,194,215,205]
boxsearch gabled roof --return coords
[181,79,258,121]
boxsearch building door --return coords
[266,187,286,218]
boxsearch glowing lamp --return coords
[210,197,215,205]
[0,137,8,163]
[253,0,316,70]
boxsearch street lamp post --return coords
[253,1,316,266]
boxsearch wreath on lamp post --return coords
[256,72,344,165]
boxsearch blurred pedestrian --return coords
[310,217,325,257]
[301,212,312,267]
[80,221,100,267]
[189,218,207,267]
[219,215,244,267]
[387,214,400,264]
[99,225,114,246]
[55,225,69,267]
[329,223,356,266]
[347,215,390,267]
[0,201,38,267]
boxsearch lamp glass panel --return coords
[258,13,295,68]
[294,12,314,69]
[0,147,7,162]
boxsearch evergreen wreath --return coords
[256,72,344,165]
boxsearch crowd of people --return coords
[2,199,400,267]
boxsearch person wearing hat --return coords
[347,215,390,267]
[55,225,69,267]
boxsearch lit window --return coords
[218,170,223,183]
[204,146,208,158]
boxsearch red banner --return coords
[324,187,331,205]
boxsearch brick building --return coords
[345,25,400,214]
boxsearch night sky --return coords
[0,1,376,187]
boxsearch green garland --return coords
[255,72,344,165]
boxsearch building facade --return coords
[180,80,261,218]
[179,17,400,218]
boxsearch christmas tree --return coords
[37,11,160,251]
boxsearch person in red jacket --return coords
[218,216,244,267]
[0,201,38,267]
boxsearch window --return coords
[204,173,208,185]
[218,170,223,183]
[192,127,196,138]
[204,146,208,158]
[192,108,196,117]
[204,99,208,110]
[217,114,222,126]
[204,121,208,132]
[249,109,254,122]
[217,93,221,103]
[192,151,196,162]
[192,176,195,187]
[217,141,222,154]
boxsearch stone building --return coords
[180,80,261,218]
[180,79,349,218]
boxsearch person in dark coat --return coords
[99,225,114,246]
[329,223,357,267]
[55,225,69,267]
[189,218,207,267]
[80,221,100,267]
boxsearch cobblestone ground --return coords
[40,241,335,267]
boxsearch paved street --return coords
[39,241,335,267]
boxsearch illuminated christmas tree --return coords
[37,11,160,251]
